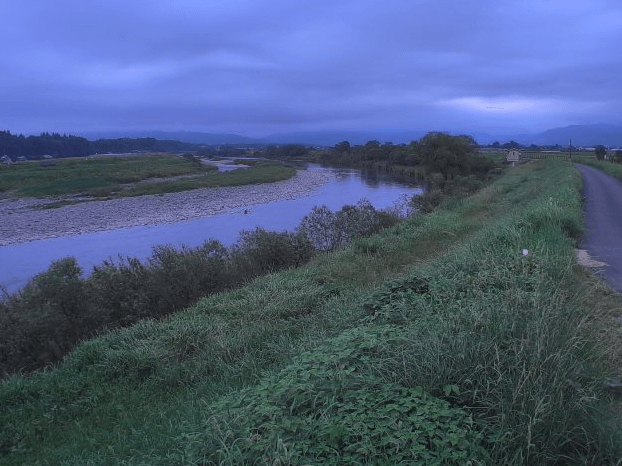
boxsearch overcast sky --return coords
[2,0,621,138]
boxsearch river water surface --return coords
[0,165,421,293]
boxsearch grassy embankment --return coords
[575,157,622,180]
[2,160,622,464]
[0,154,295,201]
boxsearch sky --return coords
[3,0,622,138]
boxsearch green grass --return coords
[119,162,296,197]
[575,157,622,180]
[477,149,508,164]
[0,154,296,199]
[1,160,621,465]
[0,154,208,196]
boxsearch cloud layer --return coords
[3,0,621,137]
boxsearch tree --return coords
[594,145,607,160]
[361,140,383,161]
[418,132,477,180]
[364,140,381,148]
[502,140,520,149]
[334,141,351,154]
[265,144,309,158]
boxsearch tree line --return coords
[0,131,197,159]
[254,133,496,182]
[2,130,496,180]
[309,133,494,181]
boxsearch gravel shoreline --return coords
[0,168,333,247]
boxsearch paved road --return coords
[575,163,622,292]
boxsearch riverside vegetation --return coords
[2,149,622,463]
[0,153,295,200]
[0,132,484,376]
[0,199,400,376]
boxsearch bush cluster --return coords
[298,199,400,251]
[0,201,401,377]
[316,133,497,181]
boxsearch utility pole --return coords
[569,138,572,159]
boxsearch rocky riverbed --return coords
[0,168,333,246]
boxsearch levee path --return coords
[575,163,622,292]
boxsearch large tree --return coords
[334,141,351,154]
[594,145,607,160]
[418,132,477,180]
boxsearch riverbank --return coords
[2,160,621,465]
[0,167,332,246]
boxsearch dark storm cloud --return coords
[3,0,622,136]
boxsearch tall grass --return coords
[1,161,621,465]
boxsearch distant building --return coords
[506,150,521,163]
[16,156,27,163]
[1,155,12,165]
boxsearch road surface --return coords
[575,163,622,292]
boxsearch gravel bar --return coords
[0,168,333,246]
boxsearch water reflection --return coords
[362,173,379,187]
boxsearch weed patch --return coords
[183,326,488,465]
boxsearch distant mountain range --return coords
[77,124,622,148]
[441,124,622,147]
[517,124,622,147]
[79,130,264,145]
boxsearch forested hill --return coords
[0,131,198,159]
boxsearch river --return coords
[0,165,421,293]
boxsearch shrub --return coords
[148,240,234,314]
[89,256,154,326]
[232,228,315,276]
[0,258,96,376]
[0,199,404,377]
[297,205,337,251]
[19,257,87,322]
[411,189,446,213]
[298,200,400,251]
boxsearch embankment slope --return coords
[1,160,621,465]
